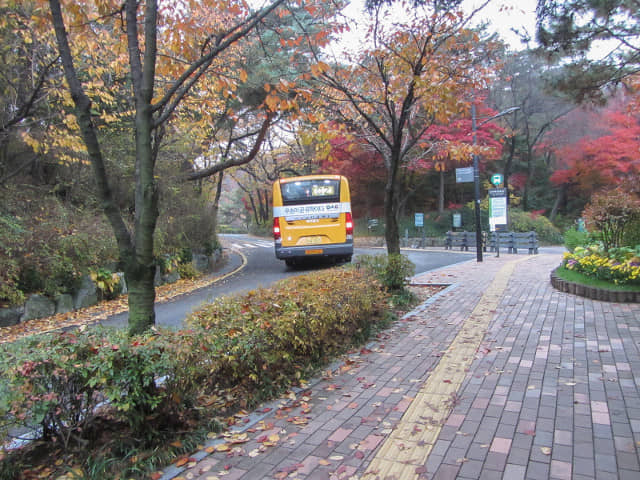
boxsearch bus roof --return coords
[278,174,344,183]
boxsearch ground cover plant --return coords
[561,245,640,286]
[554,265,640,292]
[0,266,392,479]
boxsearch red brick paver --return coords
[159,252,640,480]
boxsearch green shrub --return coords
[187,268,388,396]
[177,262,199,279]
[623,217,640,248]
[563,226,591,253]
[0,331,108,448]
[583,188,640,251]
[89,268,123,301]
[1,187,119,303]
[508,209,563,244]
[354,253,415,292]
[0,269,389,452]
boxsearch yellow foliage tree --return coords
[310,1,498,253]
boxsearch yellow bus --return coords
[272,174,353,266]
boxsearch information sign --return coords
[488,188,508,232]
[455,167,474,183]
[414,213,424,227]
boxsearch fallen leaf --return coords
[540,447,551,455]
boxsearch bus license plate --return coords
[305,249,323,255]
[302,236,323,245]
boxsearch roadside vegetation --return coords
[0,257,417,479]
[559,183,640,290]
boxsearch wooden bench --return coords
[445,231,484,251]
[488,231,539,254]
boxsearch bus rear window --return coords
[281,179,340,204]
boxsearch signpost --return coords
[415,213,425,247]
[452,213,462,229]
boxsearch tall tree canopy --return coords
[536,0,640,102]
[38,0,338,334]
[548,96,640,210]
[311,0,497,254]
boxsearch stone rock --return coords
[116,272,127,294]
[163,270,180,284]
[55,293,74,314]
[74,275,98,309]
[192,253,210,272]
[22,294,55,322]
[0,306,24,327]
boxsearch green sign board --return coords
[491,174,503,186]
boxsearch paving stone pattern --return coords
[160,253,640,480]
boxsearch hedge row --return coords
[0,267,388,450]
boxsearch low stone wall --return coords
[0,250,223,328]
[550,268,640,303]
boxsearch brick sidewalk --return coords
[159,253,640,480]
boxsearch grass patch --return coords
[555,266,640,292]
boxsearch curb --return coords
[550,267,640,302]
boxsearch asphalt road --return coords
[101,234,475,330]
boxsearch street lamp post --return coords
[471,105,520,262]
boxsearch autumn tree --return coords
[0,1,61,184]
[413,108,504,213]
[177,1,338,232]
[44,0,327,334]
[547,96,640,218]
[311,0,496,254]
[317,135,387,218]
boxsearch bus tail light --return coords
[345,212,353,238]
[273,217,281,240]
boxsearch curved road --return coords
[101,234,474,330]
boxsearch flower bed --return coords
[552,245,640,302]
[562,246,640,285]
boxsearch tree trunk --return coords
[438,169,445,213]
[384,154,401,255]
[503,136,516,206]
[126,0,159,335]
[211,172,224,233]
[549,183,566,222]
[125,262,156,335]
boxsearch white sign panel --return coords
[273,202,350,221]
[489,196,508,232]
[456,167,474,183]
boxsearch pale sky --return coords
[336,0,538,54]
[462,0,538,49]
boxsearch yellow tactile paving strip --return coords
[362,258,528,479]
